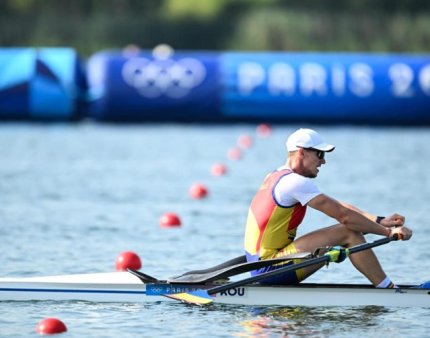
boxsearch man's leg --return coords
[292,224,387,286]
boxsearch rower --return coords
[244,128,412,288]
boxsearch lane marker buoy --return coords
[256,123,272,138]
[189,182,208,199]
[35,318,67,335]
[227,148,242,161]
[159,212,182,227]
[210,163,228,176]
[237,134,253,149]
[115,251,142,271]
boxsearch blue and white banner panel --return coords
[221,52,430,124]
[87,49,220,122]
[0,48,85,120]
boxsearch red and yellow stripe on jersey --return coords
[244,169,307,262]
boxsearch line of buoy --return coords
[157,123,272,231]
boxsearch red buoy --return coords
[189,183,208,199]
[35,318,67,335]
[159,212,182,228]
[237,134,253,149]
[115,251,142,271]
[210,163,227,176]
[227,148,242,161]
[256,123,272,138]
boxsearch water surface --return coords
[0,123,429,337]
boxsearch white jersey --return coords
[273,166,321,207]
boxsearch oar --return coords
[165,235,398,305]
[168,252,312,284]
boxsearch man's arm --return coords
[307,193,412,239]
[339,202,405,228]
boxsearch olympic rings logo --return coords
[122,57,207,99]
[149,287,162,293]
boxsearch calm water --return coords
[0,123,429,337]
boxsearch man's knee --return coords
[344,226,366,245]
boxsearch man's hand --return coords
[380,213,405,227]
[389,226,413,240]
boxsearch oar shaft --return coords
[207,236,396,296]
[348,236,393,254]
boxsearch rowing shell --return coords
[0,272,428,307]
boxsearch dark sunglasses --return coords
[299,147,325,160]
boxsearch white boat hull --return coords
[0,272,428,307]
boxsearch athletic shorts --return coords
[253,243,306,285]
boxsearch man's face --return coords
[300,148,326,178]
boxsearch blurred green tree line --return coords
[1,0,429,56]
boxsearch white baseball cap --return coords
[286,128,335,152]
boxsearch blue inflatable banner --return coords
[221,52,430,124]
[0,48,85,120]
[87,48,220,122]
[2,47,429,124]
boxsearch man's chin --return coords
[305,172,317,178]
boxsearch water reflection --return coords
[234,306,390,337]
